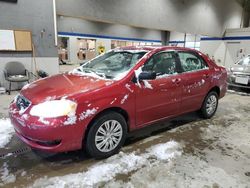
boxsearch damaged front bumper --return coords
[9,101,85,153]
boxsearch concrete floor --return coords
[0,88,250,187]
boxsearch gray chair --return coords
[3,61,29,95]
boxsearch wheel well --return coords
[209,86,220,97]
[201,86,220,110]
[82,107,130,145]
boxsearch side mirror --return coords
[138,72,156,80]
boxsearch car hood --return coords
[21,73,113,104]
[231,65,250,74]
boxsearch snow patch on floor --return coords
[103,98,250,188]
[0,119,14,148]
[219,122,250,148]
[108,154,247,188]
[21,171,27,177]
[201,120,250,161]
[147,141,182,160]
[30,153,146,188]
[0,163,16,186]
[200,124,224,141]
[30,141,182,188]
[106,122,250,188]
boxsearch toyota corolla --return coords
[9,46,227,159]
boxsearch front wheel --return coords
[85,111,127,159]
[200,91,218,119]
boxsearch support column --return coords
[161,31,170,46]
[68,36,78,64]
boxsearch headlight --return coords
[30,100,77,118]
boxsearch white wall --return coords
[57,16,162,42]
[200,41,226,65]
[0,0,59,91]
[169,31,201,49]
[0,0,57,57]
[169,31,185,47]
[200,28,250,67]
[58,16,162,63]
[57,0,243,37]
[224,29,250,67]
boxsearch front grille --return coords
[16,95,31,111]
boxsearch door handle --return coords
[172,78,181,85]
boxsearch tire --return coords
[85,111,127,159]
[200,91,219,119]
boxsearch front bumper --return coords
[9,102,85,153]
[227,73,250,89]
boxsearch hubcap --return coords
[206,95,217,115]
[95,120,123,153]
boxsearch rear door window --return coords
[178,51,208,72]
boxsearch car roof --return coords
[119,45,198,52]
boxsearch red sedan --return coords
[9,46,227,158]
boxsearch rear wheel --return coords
[86,111,127,159]
[200,91,218,119]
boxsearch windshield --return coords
[75,50,147,80]
[237,56,250,66]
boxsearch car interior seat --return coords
[186,57,200,71]
[154,57,176,75]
